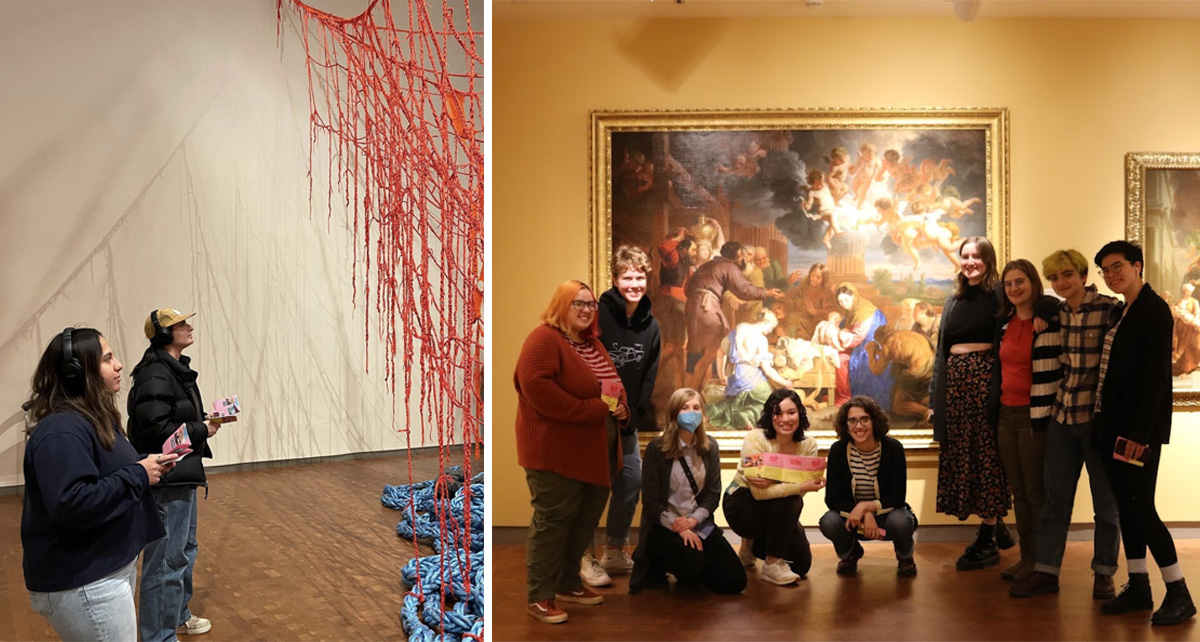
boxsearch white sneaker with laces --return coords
[738,538,757,567]
[580,553,612,587]
[178,615,212,636]
[760,559,799,586]
[600,548,634,573]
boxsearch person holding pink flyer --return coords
[127,308,222,640]
[819,396,918,577]
[21,327,177,642]
[1091,241,1194,626]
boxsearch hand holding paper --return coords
[600,380,622,413]
[162,423,193,460]
[208,395,241,424]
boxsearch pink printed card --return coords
[163,424,193,460]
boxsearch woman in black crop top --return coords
[927,236,1013,572]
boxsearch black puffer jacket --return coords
[127,346,213,488]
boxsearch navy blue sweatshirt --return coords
[21,412,165,592]
[598,287,661,433]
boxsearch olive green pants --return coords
[525,468,610,603]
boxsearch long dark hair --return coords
[757,388,808,442]
[26,328,124,450]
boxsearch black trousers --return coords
[644,524,747,594]
[1104,444,1178,568]
[722,486,813,577]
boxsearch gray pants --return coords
[1032,419,1121,576]
[996,405,1046,563]
[525,468,610,603]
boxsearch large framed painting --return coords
[590,108,1010,456]
[1126,152,1200,409]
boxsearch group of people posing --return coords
[514,239,1196,629]
[22,309,220,641]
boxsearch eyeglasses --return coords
[1099,261,1128,277]
[846,416,872,426]
[571,300,599,311]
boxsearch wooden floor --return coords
[493,531,1200,641]
[1,451,479,642]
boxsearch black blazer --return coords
[629,434,722,593]
[824,436,907,516]
[1093,283,1174,449]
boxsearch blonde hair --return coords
[611,244,651,279]
[539,280,598,339]
[1042,249,1089,280]
[660,388,708,460]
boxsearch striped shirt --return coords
[1094,308,1126,416]
[566,335,623,397]
[1053,287,1118,425]
[849,443,881,503]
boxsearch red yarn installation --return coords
[277,0,483,637]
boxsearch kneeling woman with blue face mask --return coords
[628,388,747,595]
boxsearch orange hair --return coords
[540,280,599,339]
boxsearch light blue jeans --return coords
[29,558,137,642]
[140,486,199,642]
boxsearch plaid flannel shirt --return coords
[1052,286,1118,425]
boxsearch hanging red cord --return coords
[276,0,483,633]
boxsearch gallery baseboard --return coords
[490,522,1200,546]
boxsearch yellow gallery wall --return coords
[493,16,1200,528]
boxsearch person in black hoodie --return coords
[22,327,176,641]
[580,245,662,588]
[128,308,221,641]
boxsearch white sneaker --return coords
[178,615,212,636]
[580,553,612,587]
[760,559,799,586]
[738,538,757,567]
[600,548,634,573]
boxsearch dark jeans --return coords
[525,469,610,603]
[996,405,1046,563]
[605,426,641,548]
[818,506,918,560]
[722,486,812,577]
[1104,443,1178,569]
[1033,420,1120,576]
[643,525,746,594]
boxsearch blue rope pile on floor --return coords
[384,468,485,642]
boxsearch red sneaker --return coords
[555,587,604,605]
[527,599,568,624]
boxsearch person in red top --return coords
[516,280,630,624]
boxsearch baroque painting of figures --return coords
[1138,167,1200,392]
[610,127,990,434]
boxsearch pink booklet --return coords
[1112,436,1148,467]
[600,380,622,412]
[208,395,241,424]
[163,423,193,460]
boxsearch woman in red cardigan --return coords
[516,280,630,625]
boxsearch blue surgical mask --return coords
[676,411,703,433]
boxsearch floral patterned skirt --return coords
[936,350,1011,520]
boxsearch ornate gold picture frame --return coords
[590,108,1010,458]
[1125,152,1200,409]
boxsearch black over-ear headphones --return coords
[59,327,85,396]
[150,309,173,346]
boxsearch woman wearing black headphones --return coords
[22,327,176,641]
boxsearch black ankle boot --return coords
[1152,579,1197,625]
[1102,573,1153,614]
[995,518,1015,550]
[956,523,1000,571]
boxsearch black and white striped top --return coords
[849,443,881,502]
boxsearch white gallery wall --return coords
[0,0,475,488]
